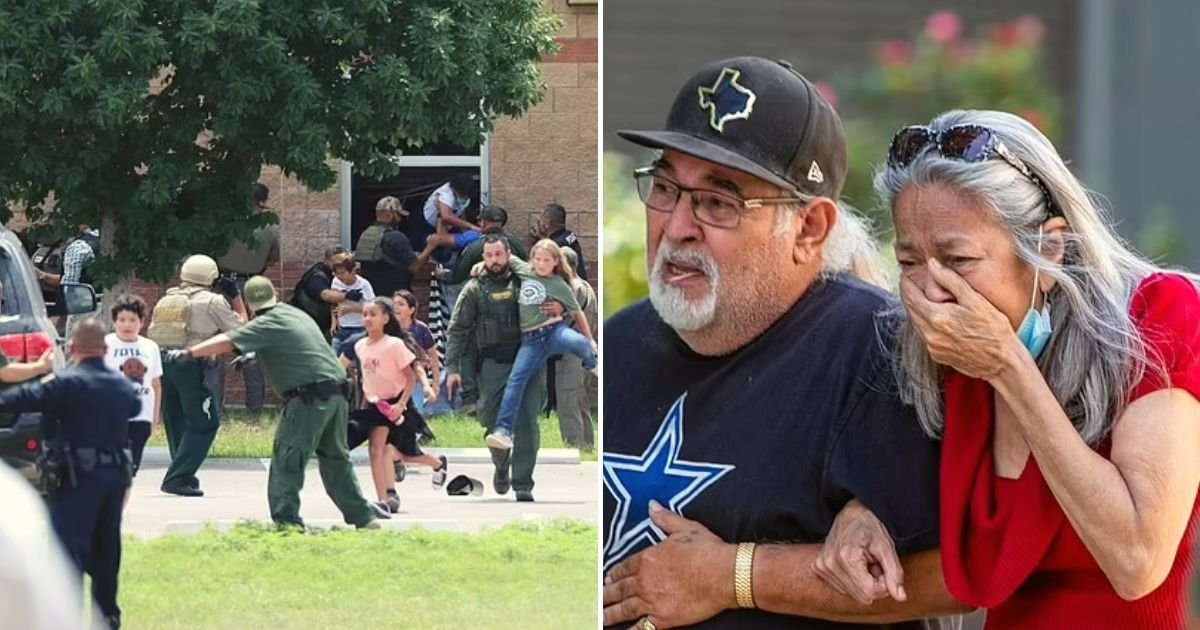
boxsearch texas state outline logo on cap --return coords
[696,67,756,133]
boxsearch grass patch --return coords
[122,520,597,629]
[147,410,598,460]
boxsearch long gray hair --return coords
[876,109,1194,445]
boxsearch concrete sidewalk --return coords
[140,445,583,466]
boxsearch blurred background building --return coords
[604,0,1200,317]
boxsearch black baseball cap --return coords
[479,204,508,225]
[618,56,847,199]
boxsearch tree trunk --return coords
[99,208,130,314]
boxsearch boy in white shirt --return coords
[103,294,162,476]
[331,257,375,358]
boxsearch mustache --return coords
[653,243,718,280]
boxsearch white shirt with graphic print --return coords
[331,275,375,329]
[103,333,161,423]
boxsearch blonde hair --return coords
[530,239,575,283]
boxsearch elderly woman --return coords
[814,110,1200,628]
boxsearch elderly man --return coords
[602,57,967,629]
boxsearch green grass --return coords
[121,520,598,629]
[147,409,598,460]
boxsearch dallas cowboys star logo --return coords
[602,393,734,572]
[696,67,757,133]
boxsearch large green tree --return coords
[0,0,558,285]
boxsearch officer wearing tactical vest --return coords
[289,246,352,341]
[0,317,141,629]
[446,235,563,502]
[148,254,243,497]
[168,276,387,528]
[355,196,437,298]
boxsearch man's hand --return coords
[813,499,905,605]
[163,349,193,365]
[215,276,239,302]
[540,300,565,317]
[446,374,462,399]
[603,502,736,629]
[33,349,53,375]
[470,262,485,278]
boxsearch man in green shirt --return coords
[167,276,386,528]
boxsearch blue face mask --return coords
[1016,227,1053,359]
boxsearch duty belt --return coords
[283,379,350,403]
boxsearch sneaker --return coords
[393,460,407,483]
[515,490,534,503]
[358,519,382,530]
[485,428,513,450]
[385,490,401,513]
[161,481,204,497]
[368,501,393,520]
[431,455,449,488]
[492,449,512,496]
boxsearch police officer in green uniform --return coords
[149,255,243,497]
[168,276,386,528]
[0,318,141,629]
[445,235,562,501]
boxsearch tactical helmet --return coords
[180,255,219,286]
[242,275,278,312]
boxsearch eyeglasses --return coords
[632,167,807,229]
[887,124,1061,216]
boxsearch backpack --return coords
[355,225,402,268]
[147,286,204,349]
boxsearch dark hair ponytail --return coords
[371,297,426,367]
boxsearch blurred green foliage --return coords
[603,151,647,316]
[832,10,1064,229]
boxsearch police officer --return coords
[169,276,386,528]
[555,247,597,450]
[532,202,588,282]
[289,247,351,341]
[445,235,562,502]
[0,318,140,629]
[148,254,242,497]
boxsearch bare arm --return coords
[151,377,162,429]
[320,289,347,304]
[409,240,438,274]
[572,310,595,342]
[438,201,478,232]
[603,507,969,628]
[993,348,1200,600]
[188,335,236,359]
[0,350,53,383]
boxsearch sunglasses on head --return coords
[887,124,1061,217]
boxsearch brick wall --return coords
[491,0,598,269]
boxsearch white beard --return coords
[648,242,720,332]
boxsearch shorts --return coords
[347,399,435,457]
[127,421,152,476]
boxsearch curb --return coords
[140,446,582,466]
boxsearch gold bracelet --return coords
[734,542,756,609]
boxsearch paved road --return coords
[124,456,598,539]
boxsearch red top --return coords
[940,273,1200,629]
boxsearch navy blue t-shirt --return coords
[602,275,942,629]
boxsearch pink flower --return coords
[989,23,1021,49]
[814,81,839,109]
[875,40,913,67]
[1018,108,1049,132]
[1014,15,1046,45]
[925,10,962,44]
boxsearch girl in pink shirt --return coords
[340,298,440,512]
